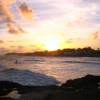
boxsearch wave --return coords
[24,59,44,62]
[0,68,59,86]
[64,61,100,65]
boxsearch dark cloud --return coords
[91,31,100,40]
[7,23,25,34]
[0,40,4,43]
[19,2,33,21]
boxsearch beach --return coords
[0,56,100,100]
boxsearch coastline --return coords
[0,74,100,100]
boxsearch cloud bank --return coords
[0,0,33,34]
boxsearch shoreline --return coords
[0,74,100,100]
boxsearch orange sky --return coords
[0,0,100,53]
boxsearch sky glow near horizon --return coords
[0,0,100,53]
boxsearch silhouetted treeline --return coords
[6,47,100,57]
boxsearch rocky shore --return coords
[0,74,100,100]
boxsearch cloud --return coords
[65,39,73,43]
[19,2,33,21]
[82,0,100,4]
[0,47,8,54]
[0,0,26,34]
[7,23,25,34]
[0,0,15,23]
[91,31,100,40]
[0,40,4,43]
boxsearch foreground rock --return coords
[62,75,100,88]
[0,74,100,100]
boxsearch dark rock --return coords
[62,75,100,89]
[0,81,22,96]
[0,97,15,100]
[46,75,100,100]
[0,75,100,100]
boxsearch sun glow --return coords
[44,37,60,51]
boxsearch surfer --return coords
[15,60,18,64]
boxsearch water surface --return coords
[0,56,100,83]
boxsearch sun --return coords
[44,37,60,51]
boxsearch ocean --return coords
[0,56,100,84]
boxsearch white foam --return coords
[0,68,59,86]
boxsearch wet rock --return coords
[0,81,22,96]
[0,74,100,100]
[0,97,15,100]
[62,75,100,89]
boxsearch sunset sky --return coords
[0,0,100,53]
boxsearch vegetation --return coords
[6,47,100,57]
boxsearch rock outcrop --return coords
[0,74,100,100]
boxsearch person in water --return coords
[15,60,18,64]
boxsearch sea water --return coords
[0,56,100,83]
